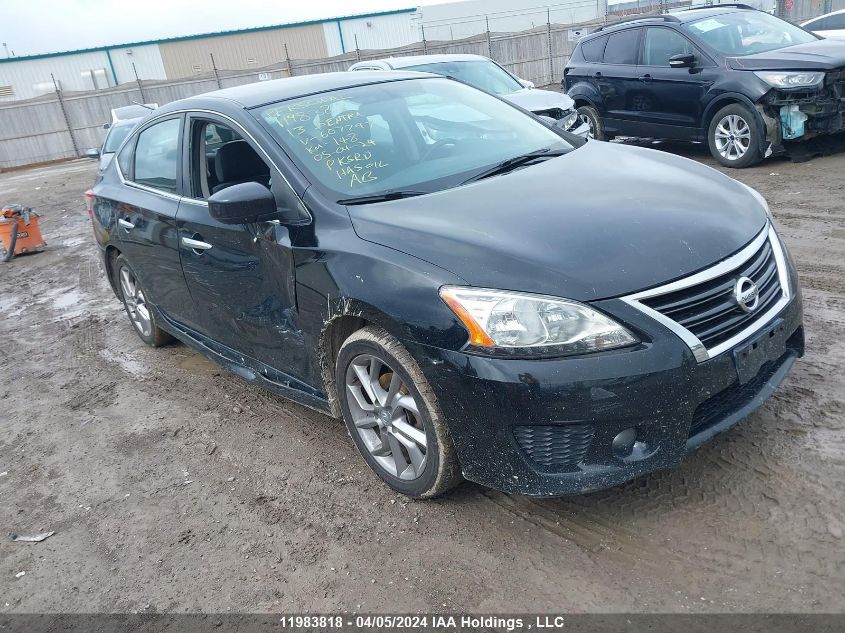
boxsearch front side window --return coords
[402,60,523,95]
[603,28,641,65]
[133,118,181,193]
[255,77,571,200]
[684,11,817,56]
[642,27,695,66]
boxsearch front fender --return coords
[701,92,771,155]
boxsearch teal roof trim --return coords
[0,8,416,63]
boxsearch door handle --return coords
[638,74,653,82]
[182,236,213,252]
[118,218,135,231]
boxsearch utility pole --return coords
[52,73,80,158]
[354,34,361,62]
[210,53,221,89]
[421,24,428,54]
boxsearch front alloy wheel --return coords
[346,354,428,480]
[335,326,462,498]
[707,103,762,168]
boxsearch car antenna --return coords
[130,101,155,110]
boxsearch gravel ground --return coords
[0,142,843,614]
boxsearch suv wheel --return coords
[576,105,606,141]
[335,326,462,498]
[707,104,762,168]
[115,254,173,347]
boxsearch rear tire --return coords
[335,326,462,498]
[114,254,173,347]
[577,105,607,141]
[707,103,762,168]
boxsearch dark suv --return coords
[564,5,845,167]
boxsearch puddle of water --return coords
[99,348,148,377]
[177,352,218,373]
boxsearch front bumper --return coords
[406,290,803,497]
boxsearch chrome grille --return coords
[641,238,781,349]
[622,226,791,362]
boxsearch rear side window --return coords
[133,118,181,194]
[603,28,641,65]
[117,139,134,177]
[580,35,608,62]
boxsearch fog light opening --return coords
[612,428,637,459]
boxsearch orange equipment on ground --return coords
[1,204,46,262]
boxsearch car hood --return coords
[728,38,845,70]
[348,142,767,301]
[501,88,575,113]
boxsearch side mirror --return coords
[103,123,111,130]
[84,148,100,158]
[208,182,277,224]
[519,78,535,89]
[669,53,696,69]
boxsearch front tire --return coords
[335,326,462,498]
[707,104,762,168]
[114,254,172,347]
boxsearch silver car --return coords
[348,54,589,137]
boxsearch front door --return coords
[175,113,303,378]
[632,27,714,138]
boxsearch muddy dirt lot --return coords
[0,144,843,614]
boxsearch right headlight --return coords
[559,109,579,131]
[440,286,639,357]
[754,71,824,89]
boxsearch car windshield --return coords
[254,77,571,201]
[402,60,523,95]
[103,121,136,153]
[684,11,817,56]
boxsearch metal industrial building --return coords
[0,8,418,101]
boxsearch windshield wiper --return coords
[337,190,429,205]
[460,147,569,185]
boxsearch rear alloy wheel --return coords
[576,105,606,141]
[707,104,762,168]
[336,326,461,498]
[115,255,172,347]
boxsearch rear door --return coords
[113,115,193,323]
[633,27,716,138]
[596,27,643,134]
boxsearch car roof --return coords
[586,6,753,37]
[156,70,436,111]
[352,54,489,69]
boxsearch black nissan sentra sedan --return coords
[88,71,803,498]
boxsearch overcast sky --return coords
[1,0,446,57]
